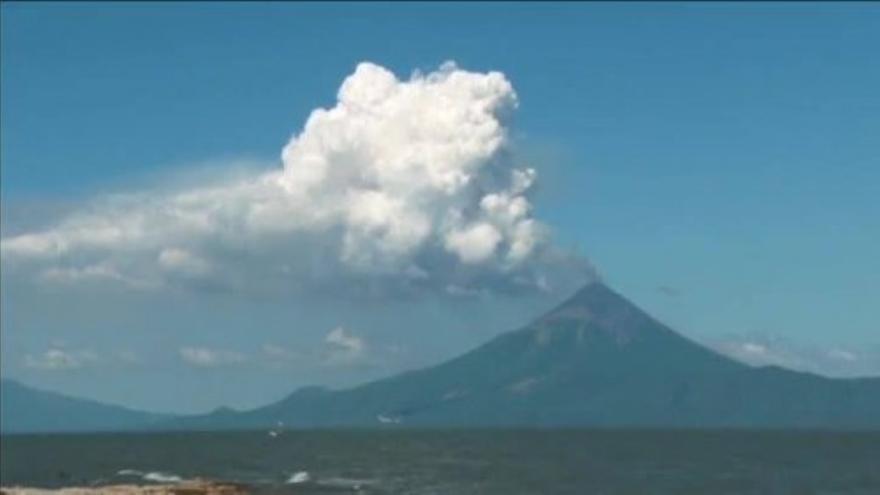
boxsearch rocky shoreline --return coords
[0,481,250,495]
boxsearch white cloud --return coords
[0,61,592,299]
[39,263,149,288]
[23,348,98,371]
[261,343,301,368]
[740,342,768,356]
[158,248,212,277]
[827,348,858,363]
[706,333,879,378]
[179,347,247,368]
[323,327,367,366]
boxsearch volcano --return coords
[171,282,880,430]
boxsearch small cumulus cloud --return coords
[21,346,144,371]
[158,248,212,278]
[23,348,98,371]
[39,263,152,289]
[179,347,247,368]
[827,348,858,363]
[0,61,592,300]
[323,327,368,367]
[705,333,880,378]
[740,342,769,356]
[260,343,302,369]
[262,343,298,360]
[260,330,406,371]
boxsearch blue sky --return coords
[2,2,878,413]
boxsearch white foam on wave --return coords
[142,472,183,483]
[285,471,311,484]
[116,469,143,476]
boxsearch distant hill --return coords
[166,282,880,430]
[0,379,169,433]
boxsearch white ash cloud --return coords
[0,61,591,298]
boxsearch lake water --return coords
[2,429,879,494]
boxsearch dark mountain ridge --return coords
[0,379,170,433]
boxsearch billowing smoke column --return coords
[1,62,591,298]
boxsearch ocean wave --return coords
[115,470,182,483]
[116,469,143,476]
[142,472,183,483]
[285,471,311,484]
[284,472,378,490]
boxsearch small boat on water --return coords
[267,420,285,437]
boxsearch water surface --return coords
[2,429,878,494]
